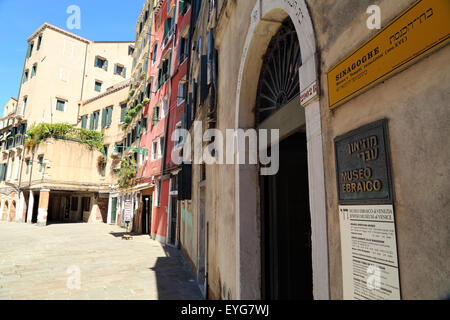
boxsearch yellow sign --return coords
[328,0,450,110]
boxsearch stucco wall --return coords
[208,0,449,300]
[306,0,450,300]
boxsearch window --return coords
[38,156,44,173]
[26,159,31,175]
[159,136,165,158]
[152,141,158,160]
[152,106,160,125]
[22,97,27,114]
[26,42,34,59]
[37,35,42,51]
[82,197,90,212]
[31,64,37,78]
[177,82,187,105]
[90,111,100,130]
[162,99,168,118]
[157,54,171,90]
[120,103,127,123]
[23,70,29,83]
[179,37,189,64]
[56,99,66,112]
[128,46,134,56]
[155,180,162,207]
[94,56,108,71]
[114,64,126,77]
[0,164,6,181]
[152,44,158,64]
[81,115,88,129]
[94,81,102,92]
[170,175,178,192]
[102,106,113,128]
[163,18,174,45]
[179,0,190,16]
[71,197,78,211]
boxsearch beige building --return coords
[179,0,450,300]
[0,23,134,226]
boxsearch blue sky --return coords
[0,0,144,113]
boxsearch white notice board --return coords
[339,205,401,300]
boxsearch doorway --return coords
[142,195,152,234]
[261,132,313,300]
[31,193,39,224]
[168,195,178,246]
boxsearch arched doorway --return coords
[3,201,9,222]
[235,0,329,300]
[256,18,312,300]
[9,200,16,222]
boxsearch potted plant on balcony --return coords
[136,103,143,112]
[142,97,150,105]
[111,152,120,162]
[97,155,106,170]
[128,108,138,117]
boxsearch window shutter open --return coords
[94,56,99,67]
[179,0,185,15]
[107,107,113,126]
[122,67,127,78]
[101,109,107,128]
[90,114,94,130]
[103,60,108,71]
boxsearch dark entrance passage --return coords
[142,195,152,234]
[168,195,178,246]
[31,192,40,224]
[261,132,313,300]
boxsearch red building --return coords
[138,0,192,245]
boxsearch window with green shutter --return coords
[37,35,42,51]
[38,156,44,173]
[31,64,37,78]
[81,116,88,129]
[95,81,102,92]
[23,70,29,83]
[101,109,107,128]
[179,0,185,15]
[94,111,99,130]
[56,99,65,112]
[107,107,113,126]
[120,104,127,123]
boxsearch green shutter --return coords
[81,116,87,129]
[94,112,99,129]
[90,114,94,130]
[122,67,127,78]
[164,19,169,41]
[101,109,107,128]
[103,60,108,71]
[26,44,31,58]
[94,56,99,67]
[120,104,127,122]
[168,52,172,78]
[114,63,117,74]
[179,0,185,15]
[107,107,113,126]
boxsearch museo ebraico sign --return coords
[327,0,450,109]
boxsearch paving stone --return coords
[0,222,203,300]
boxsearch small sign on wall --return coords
[334,119,394,205]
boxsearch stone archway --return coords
[3,201,9,222]
[234,0,329,300]
[9,200,16,222]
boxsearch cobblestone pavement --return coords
[0,222,203,300]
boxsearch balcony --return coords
[14,134,25,149]
[15,105,25,119]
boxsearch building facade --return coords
[1,23,133,226]
[176,0,450,300]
